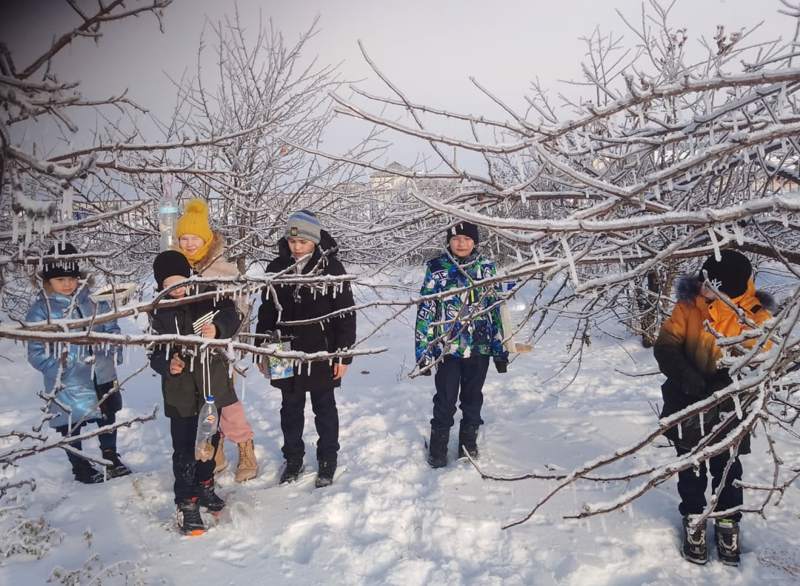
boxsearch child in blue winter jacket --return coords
[26,243,130,483]
[415,222,508,468]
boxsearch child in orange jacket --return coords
[654,250,773,566]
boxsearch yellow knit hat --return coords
[176,198,213,244]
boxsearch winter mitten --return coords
[494,360,508,373]
[419,356,434,376]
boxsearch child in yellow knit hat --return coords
[176,198,214,265]
[173,197,260,483]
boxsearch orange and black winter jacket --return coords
[653,275,773,449]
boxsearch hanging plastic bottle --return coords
[158,184,179,250]
[194,395,219,461]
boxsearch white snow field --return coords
[2,272,800,585]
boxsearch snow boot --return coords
[427,427,449,469]
[315,458,337,488]
[681,516,708,564]
[72,458,106,484]
[715,518,741,566]
[213,436,228,475]
[100,448,132,478]
[176,498,206,536]
[458,423,480,459]
[234,439,258,483]
[198,479,225,513]
[279,457,304,484]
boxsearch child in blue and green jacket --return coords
[415,221,508,468]
[26,243,130,484]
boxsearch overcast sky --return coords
[1,0,794,164]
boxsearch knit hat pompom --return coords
[700,250,752,298]
[153,250,191,290]
[286,210,322,244]
[176,198,213,243]
[446,221,480,245]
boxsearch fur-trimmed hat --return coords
[700,250,752,298]
[153,250,191,291]
[285,210,321,244]
[176,198,213,244]
[42,243,81,280]
[446,221,479,245]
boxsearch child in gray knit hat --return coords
[255,209,356,488]
[285,210,321,244]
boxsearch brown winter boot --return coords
[213,436,228,475]
[234,439,258,483]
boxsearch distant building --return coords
[369,161,412,192]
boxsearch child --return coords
[149,250,239,535]
[255,210,356,488]
[415,222,508,468]
[26,243,130,483]
[654,250,773,565]
[174,198,258,483]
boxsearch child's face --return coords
[287,237,315,259]
[449,235,475,258]
[48,276,79,296]
[179,234,205,256]
[162,275,188,298]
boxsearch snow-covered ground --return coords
[2,272,800,585]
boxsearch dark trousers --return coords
[431,355,490,430]
[56,414,117,470]
[169,410,221,504]
[280,388,339,462]
[676,446,743,521]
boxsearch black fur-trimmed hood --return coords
[675,274,776,311]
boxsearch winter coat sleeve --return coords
[484,261,509,363]
[255,283,279,347]
[415,264,439,363]
[328,259,356,365]
[95,300,123,365]
[211,298,240,340]
[653,304,706,398]
[25,300,63,374]
[148,311,171,377]
[95,301,121,335]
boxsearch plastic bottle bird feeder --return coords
[90,283,137,305]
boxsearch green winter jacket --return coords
[415,249,508,364]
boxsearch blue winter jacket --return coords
[26,287,122,428]
[415,249,508,364]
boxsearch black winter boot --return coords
[458,423,480,459]
[681,516,708,564]
[427,427,449,469]
[279,457,304,484]
[72,458,106,484]
[198,479,225,513]
[315,458,337,488]
[176,498,206,536]
[715,518,741,566]
[101,448,132,478]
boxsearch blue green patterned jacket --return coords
[415,249,508,364]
